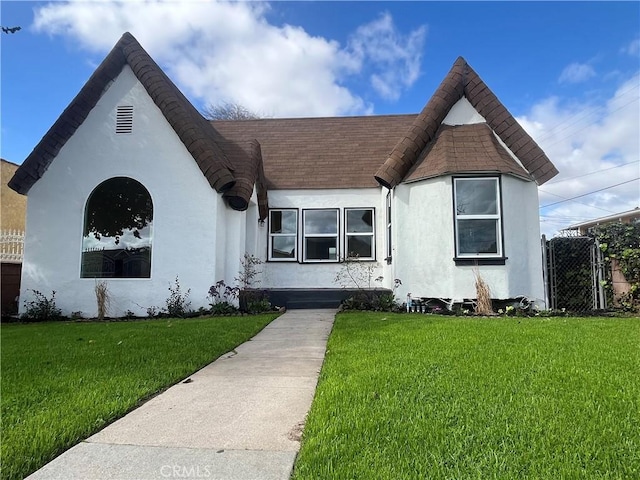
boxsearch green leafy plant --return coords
[21,290,63,321]
[164,276,191,318]
[208,280,239,315]
[593,222,640,311]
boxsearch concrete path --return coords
[27,309,336,480]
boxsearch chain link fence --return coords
[543,234,607,313]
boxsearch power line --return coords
[532,82,640,144]
[539,189,616,214]
[540,177,640,209]
[545,160,640,185]
[540,96,639,150]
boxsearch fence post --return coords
[541,234,549,310]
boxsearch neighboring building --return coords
[1,159,26,315]
[565,208,640,236]
[1,159,27,231]
[8,33,558,317]
[565,208,640,304]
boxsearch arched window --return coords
[81,177,153,278]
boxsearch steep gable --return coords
[374,57,558,188]
[405,123,531,182]
[9,32,235,195]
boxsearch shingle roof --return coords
[8,32,236,195]
[212,115,416,189]
[219,139,269,219]
[405,123,531,182]
[374,57,558,189]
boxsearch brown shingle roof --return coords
[374,57,558,188]
[405,123,531,182]
[8,32,235,195]
[219,139,269,219]
[212,115,416,189]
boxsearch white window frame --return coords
[302,208,339,262]
[268,209,298,262]
[453,177,503,258]
[345,207,375,260]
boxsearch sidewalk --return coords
[27,309,336,480]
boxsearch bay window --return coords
[454,177,503,259]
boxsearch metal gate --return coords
[544,235,606,312]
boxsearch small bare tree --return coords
[473,269,493,315]
[95,280,111,320]
[201,102,261,121]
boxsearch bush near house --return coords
[293,312,640,479]
[593,222,640,311]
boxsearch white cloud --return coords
[32,0,426,117]
[518,73,640,236]
[622,38,640,56]
[347,12,426,100]
[558,62,596,84]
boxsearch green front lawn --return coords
[1,315,277,480]
[293,313,640,479]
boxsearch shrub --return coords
[208,280,239,315]
[341,290,399,312]
[165,276,191,318]
[239,289,272,314]
[21,290,63,321]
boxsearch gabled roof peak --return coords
[374,57,558,188]
[9,32,236,196]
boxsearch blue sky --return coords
[1,1,639,235]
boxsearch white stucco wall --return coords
[20,66,231,317]
[259,188,387,290]
[392,175,545,304]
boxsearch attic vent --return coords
[116,105,134,134]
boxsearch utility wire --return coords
[539,189,616,214]
[532,82,640,144]
[540,177,640,209]
[545,160,640,185]
[540,96,639,150]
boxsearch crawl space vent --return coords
[116,105,134,134]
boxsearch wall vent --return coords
[116,105,134,134]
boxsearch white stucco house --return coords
[9,33,558,316]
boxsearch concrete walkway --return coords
[27,309,336,480]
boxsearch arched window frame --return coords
[81,177,153,279]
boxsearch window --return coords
[303,209,339,261]
[269,209,297,261]
[81,177,153,278]
[454,177,502,258]
[345,208,375,259]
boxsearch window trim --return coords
[302,208,340,263]
[267,208,299,262]
[452,176,505,262]
[344,207,376,261]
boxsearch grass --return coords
[293,313,640,479]
[1,314,277,480]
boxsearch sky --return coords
[1,1,639,236]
